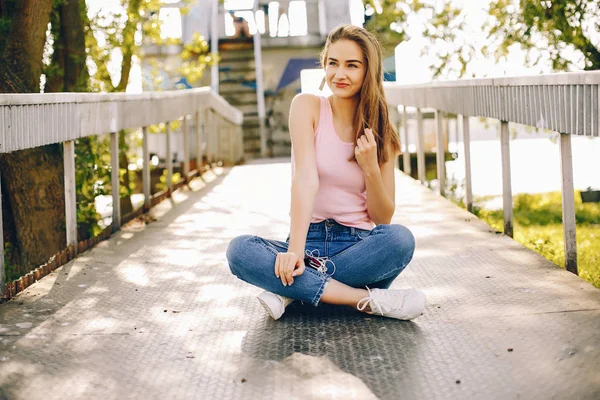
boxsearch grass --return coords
[454,191,600,288]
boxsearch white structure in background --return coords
[144,0,353,159]
[185,0,351,45]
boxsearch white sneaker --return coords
[357,287,426,320]
[257,291,294,320]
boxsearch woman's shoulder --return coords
[290,93,322,127]
[290,93,321,113]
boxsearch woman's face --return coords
[325,39,366,99]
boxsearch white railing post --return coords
[183,115,190,180]
[416,108,426,184]
[220,119,225,164]
[233,124,237,163]
[388,105,400,169]
[402,106,411,175]
[0,88,243,298]
[225,119,229,163]
[235,124,241,163]
[219,116,224,162]
[0,171,4,291]
[559,132,578,274]
[462,115,473,213]
[110,131,121,232]
[205,109,212,165]
[210,0,219,93]
[235,124,242,163]
[435,110,445,196]
[166,122,173,194]
[214,114,221,163]
[196,111,203,174]
[63,140,77,251]
[500,120,513,237]
[142,126,151,210]
[221,119,226,164]
[237,124,241,161]
[228,121,234,165]
[231,122,236,164]
[253,0,267,157]
[222,117,226,163]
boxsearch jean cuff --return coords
[310,272,331,307]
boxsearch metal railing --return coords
[216,0,325,43]
[384,71,600,275]
[0,87,243,296]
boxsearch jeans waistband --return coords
[308,219,357,235]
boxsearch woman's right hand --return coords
[275,251,306,286]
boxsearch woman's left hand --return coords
[355,128,378,174]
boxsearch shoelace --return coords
[357,287,405,315]
[304,249,336,276]
[357,287,382,314]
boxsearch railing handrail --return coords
[0,88,243,154]
[385,70,600,89]
[384,71,599,138]
[384,70,599,277]
[0,86,244,298]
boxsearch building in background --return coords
[142,0,354,159]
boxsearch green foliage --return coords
[3,242,20,282]
[180,32,213,84]
[363,0,474,78]
[365,0,600,77]
[470,191,600,288]
[156,170,182,192]
[0,3,13,53]
[86,0,194,91]
[484,0,600,71]
[78,0,196,237]
[74,136,111,239]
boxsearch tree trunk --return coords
[59,0,89,91]
[0,0,52,91]
[46,0,89,92]
[45,0,97,241]
[114,0,143,216]
[0,0,66,279]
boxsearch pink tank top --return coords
[292,96,375,231]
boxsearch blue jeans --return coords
[226,219,416,306]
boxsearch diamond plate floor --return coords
[1,160,599,400]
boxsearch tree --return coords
[180,32,212,85]
[485,0,600,71]
[46,0,89,92]
[0,0,67,279]
[1,0,210,283]
[44,0,110,241]
[85,0,194,217]
[362,0,473,78]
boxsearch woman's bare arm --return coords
[276,93,320,286]
[287,93,320,256]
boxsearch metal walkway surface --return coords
[1,159,599,400]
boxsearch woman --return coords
[226,25,425,321]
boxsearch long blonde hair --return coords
[321,25,400,165]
